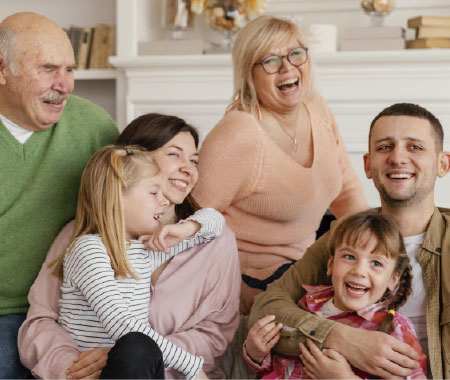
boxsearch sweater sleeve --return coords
[65,238,203,379]
[192,111,264,211]
[248,231,336,356]
[150,226,240,378]
[183,208,225,241]
[320,99,368,217]
[18,221,79,380]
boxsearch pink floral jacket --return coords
[244,285,427,379]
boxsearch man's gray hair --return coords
[0,26,18,76]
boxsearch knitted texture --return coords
[193,95,367,282]
[0,95,118,314]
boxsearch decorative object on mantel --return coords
[406,16,450,49]
[341,26,404,51]
[164,0,195,40]
[361,0,395,26]
[190,0,268,50]
[307,24,337,52]
[341,0,403,51]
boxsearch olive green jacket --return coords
[249,207,450,379]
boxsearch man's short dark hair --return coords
[369,103,444,151]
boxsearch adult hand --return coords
[300,340,358,379]
[325,324,419,379]
[140,221,200,253]
[66,347,110,379]
[245,314,283,364]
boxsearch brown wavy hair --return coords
[327,210,412,334]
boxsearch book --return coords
[77,27,93,70]
[408,16,450,29]
[88,24,115,69]
[344,26,404,40]
[68,26,83,66]
[416,26,450,39]
[340,38,404,51]
[406,38,450,49]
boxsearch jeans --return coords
[0,314,33,379]
[100,332,164,379]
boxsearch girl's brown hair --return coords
[52,145,158,280]
[327,210,412,334]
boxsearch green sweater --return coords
[0,95,118,314]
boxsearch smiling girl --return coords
[53,145,224,379]
[244,210,427,379]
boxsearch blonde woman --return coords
[193,16,368,315]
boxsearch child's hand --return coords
[245,315,283,364]
[299,339,359,379]
[139,221,200,253]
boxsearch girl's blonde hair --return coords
[52,145,158,280]
[327,210,412,334]
[230,15,314,116]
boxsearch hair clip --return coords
[125,149,134,156]
[388,309,396,316]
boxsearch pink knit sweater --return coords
[193,96,367,285]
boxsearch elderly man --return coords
[249,103,450,379]
[0,12,118,378]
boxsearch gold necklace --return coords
[269,111,299,153]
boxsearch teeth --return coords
[389,173,412,179]
[277,78,298,87]
[170,179,187,188]
[346,283,368,295]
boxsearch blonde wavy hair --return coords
[52,145,159,280]
[230,15,314,116]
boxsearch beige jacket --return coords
[249,207,450,379]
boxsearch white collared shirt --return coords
[0,114,33,144]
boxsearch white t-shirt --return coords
[0,113,33,143]
[398,233,428,359]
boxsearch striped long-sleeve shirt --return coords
[59,208,224,379]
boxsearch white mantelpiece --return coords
[111,49,450,208]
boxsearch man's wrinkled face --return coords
[1,28,75,131]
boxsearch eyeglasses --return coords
[254,47,309,74]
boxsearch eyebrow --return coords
[168,145,199,156]
[373,137,426,145]
[43,63,77,70]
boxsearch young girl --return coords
[53,145,224,379]
[244,210,427,379]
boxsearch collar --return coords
[300,284,389,321]
[420,207,449,257]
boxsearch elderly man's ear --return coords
[0,55,7,85]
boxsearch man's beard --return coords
[376,180,433,210]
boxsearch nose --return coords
[350,261,368,277]
[387,146,409,166]
[52,70,74,94]
[158,193,170,208]
[180,159,195,176]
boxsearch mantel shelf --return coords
[74,69,119,80]
[110,49,450,72]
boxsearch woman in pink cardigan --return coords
[192,16,368,315]
[18,114,241,379]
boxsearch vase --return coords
[204,0,249,49]
[361,0,395,27]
